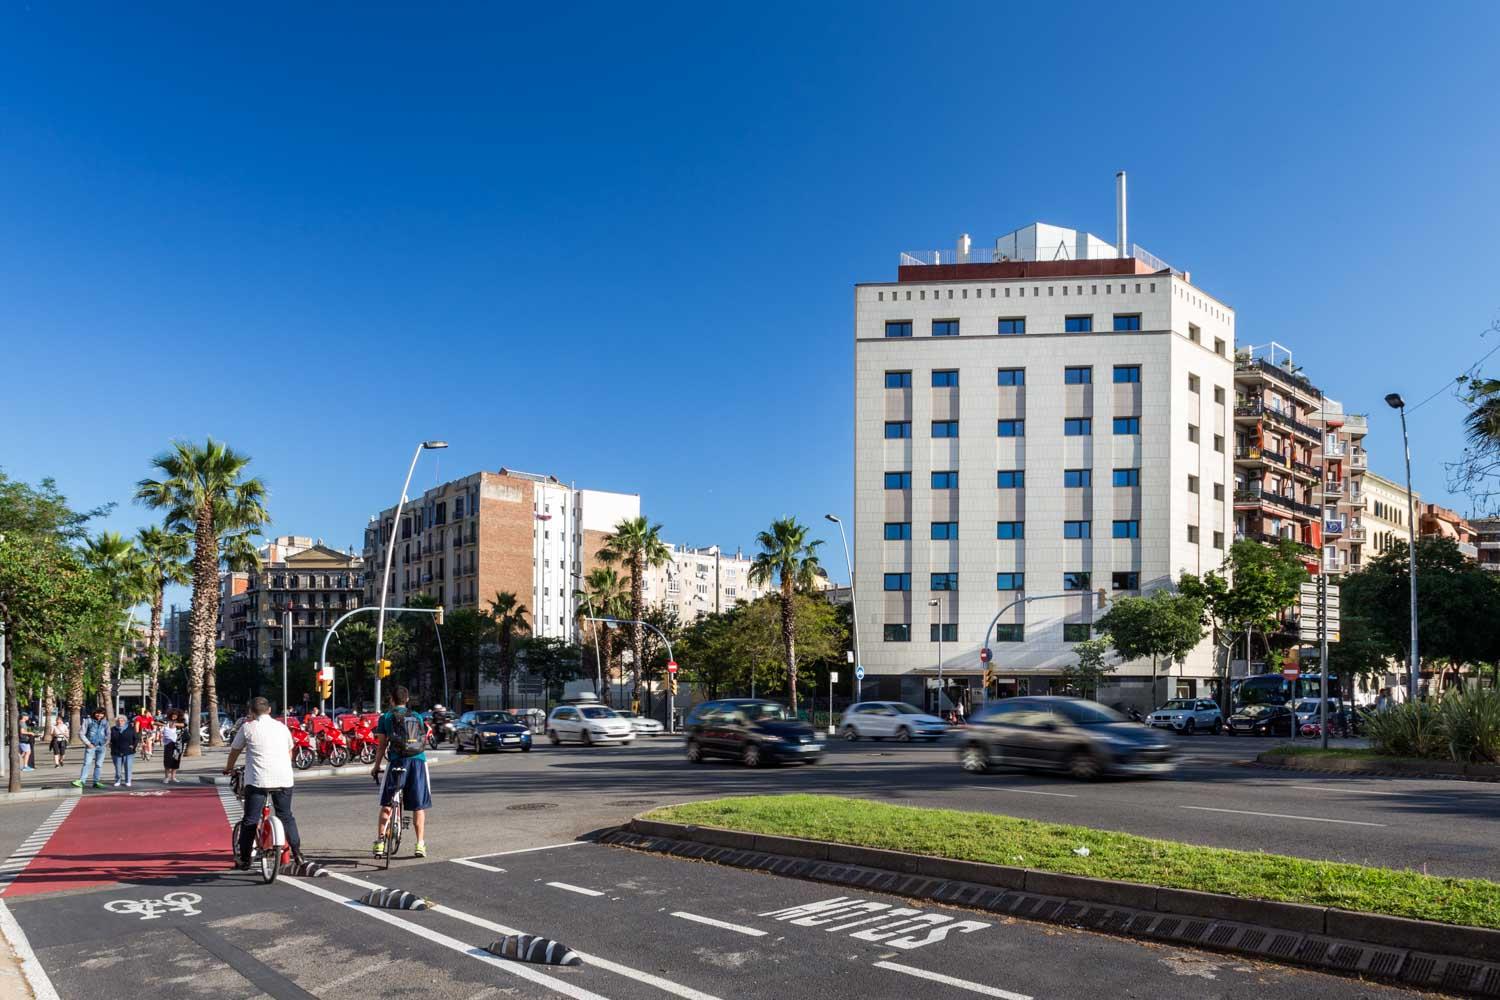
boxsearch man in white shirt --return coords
[223,697,302,870]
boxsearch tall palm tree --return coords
[598,517,670,705]
[204,527,262,740]
[82,531,146,721]
[748,517,823,712]
[486,591,530,704]
[136,439,269,757]
[576,566,629,703]
[135,526,191,714]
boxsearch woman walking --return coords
[17,714,36,771]
[161,711,183,783]
[48,717,69,767]
[109,714,138,788]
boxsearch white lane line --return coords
[1180,805,1386,827]
[548,881,605,897]
[319,872,724,1000]
[0,900,61,1000]
[278,876,614,1000]
[0,797,80,896]
[461,841,588,861]
[874,960,1031,999]
[1294,784,1407,797]
[990,787,1078,798]
[451,858,507,873]
[670,911,768,937]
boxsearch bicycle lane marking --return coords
[4,788,226,898]
[0,797,80,895]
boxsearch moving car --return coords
[1292,699,1358,737]
[957,696,1177,780]
[1226,704,1294,737]
[684,699,823,767]
[840,701,949,742]
[1146,698,1223,735]
[546,704,635,745]
[454,710,533,753]
[614,709,665,737]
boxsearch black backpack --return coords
[387,708,426,759]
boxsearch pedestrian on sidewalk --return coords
[161,711,183,783]
[109,714,138,787]
[17,714,37,771]
[134,705,155,761]
[48,717,69,767]
[72,708,110,789]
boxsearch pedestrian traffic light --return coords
[378,659,392,678]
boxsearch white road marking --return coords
[548,881,605,897]
[1294,784,1406,797]
[317,872,724,1000]
[0,797,80,896]
[874,960,1032,999]
[990,786,1078,798]
[319,958,395,991]
[278,876,614,1000]
[460,841,588,861]
[451,858,507,873]
[0,900,61,1000]
[670,911,768,937]
[1180,805,1386,827]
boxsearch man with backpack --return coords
[370,686,432,858]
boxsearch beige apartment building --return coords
[1362,471,1419,558]
[221,536,366,667]
[640,544,775,622]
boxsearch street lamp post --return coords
[1386,393,1420,702]
[374,440,447,711]
[586,617,677,731]
[319,604,445,713]
[825,514,863,701]
[929,596,944,714]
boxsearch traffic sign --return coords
[667,661,678,674]
[830,671,839,683]
[855,665,865,681]
[1282,665,1300,681]
[979,647,992,664]
[319,664,333,682]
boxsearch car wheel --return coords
[521,744,531,752]
[960,744,989,773]
[896,726,912,743]
[742,743,763,768]
[843,726,859,742]
[582,730,593,747]
[1067,751,1103,781]
[686,739,704,763]
[1184,719,1196,736]
[1212,719,1223,735]
[547,728,560,745]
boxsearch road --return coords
[0,733,1485,999]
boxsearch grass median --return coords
[648,794,1500,929]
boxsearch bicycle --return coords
[374,762,410,870]
[229,767,289,884]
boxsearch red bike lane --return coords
[2,786,229,899]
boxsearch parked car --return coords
[839,702,949,742]
[614,709,665,736]
[546,704,635,745]
[957,696,1178,780]
[454,710,533,753]
[1146,698,1223,735]
[1226,704,1294,737]
[684,699,823,767]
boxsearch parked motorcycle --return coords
[313,724,351,767]
[288,720,316,770]
[343,717,380,765]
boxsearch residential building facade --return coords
[1419,502,1478,560]
[1362,471,1419,558]
[362,468,639,642]
[640,545,773,623]
[221,538,366,666]
[1474,516,1500,572]
[854,222,1236,712]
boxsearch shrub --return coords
[1361,700,1447,759]
[1438,687,1500,763]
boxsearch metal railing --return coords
[1323,480,1345,497]
[898,243,1182,276]
[1350,452,1368,470]
[1234,357,1320,397]
[1234,487,1320,518]
[1347,527,1367,542]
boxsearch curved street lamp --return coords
[374,440,447,710]
[1385,393,1419,701]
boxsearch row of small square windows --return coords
[887,365,1140,388]
[885,417,1227,448]
[882,622,1095,643]
[884,315,1140,337]
[884,469,1226,498]
[1175,284,1232,325]
[883,571,1142,592]
[884,518,1224,543]
[877,283,1158,303]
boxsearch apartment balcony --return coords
[1350,452,1368,471]
[1323,559,1350,575]
[1347,527,1367,542]
[1322,479,1345,498]
[1234,487,1320,519]
[1346,491,1367,509]
[1290,459,1321,481]
[1235,357,1322,400]
[1234,445,1287,468]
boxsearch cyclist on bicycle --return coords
[370,685,432,858]
[223,697,303,869]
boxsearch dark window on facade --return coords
[883,522,912,540]
[1064,520,1092,539]
[997,470,1025,488]
[997,368,1025,386]
[932,470,958,489]
[1063,623,1092,642]
[1112,571,1140,590]
[932,319,960,337]
[883,624,911,642]
[885,371,912,388]
[932,420,959,438]
[1113,468,1140,487]
[1113,314,1142,331]
[931,369,959,387]
[884,471,912,489]
[885,320,913,338]
[1065,315,1093,332]
[885,421,912,439]
[997,318,1025,335]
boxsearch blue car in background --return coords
[454,710,533,753]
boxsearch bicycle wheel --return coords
[386,798,403,863]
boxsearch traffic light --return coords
[319,679,332,700]
[1096,587,1108,610]
[982,665,995,690]
[668,675,679,697]
[378,659,392,679]
[434,605,445,626]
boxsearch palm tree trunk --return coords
[780,578,797,712]
[68,661,84,746]
[147,586,164,714]
[204,641,221,744]
[184,499,216,758]
[630,553,644,706]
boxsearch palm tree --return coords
[205,528,262,739]
[748,517,823,712]
[576,566,629,703]
[136,439,269,757]
[135,526,191,714]
[598,517,670,705]
[82,531,146,722]
[486,591,530,704]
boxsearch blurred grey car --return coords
[959,696,1178,780]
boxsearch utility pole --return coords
[282,604,291,717]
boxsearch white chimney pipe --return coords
[957,232,971,263]
[1115,171,1128,258]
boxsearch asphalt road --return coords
[0,733,1488,999]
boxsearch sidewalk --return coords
[3,744,232,796]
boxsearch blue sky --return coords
[3,3,1499,594]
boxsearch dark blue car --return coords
[455,710,533,753]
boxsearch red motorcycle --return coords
[288,719,317,770]
[313,723,351,767]
[343,716,380,765]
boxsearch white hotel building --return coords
[854,222,1235,713]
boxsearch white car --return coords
[1146,699,1223,735]
[613,709,664,736]
[546,704,635,745]
[840,701,950,742]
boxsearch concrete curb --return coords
[190,752,464,785]
[0,786,82,805]
[1257,751,1500,782]
[620,817,1500,994]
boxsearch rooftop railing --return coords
[899,243,1183,276]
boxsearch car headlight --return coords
[759,734,784,743]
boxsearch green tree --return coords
[135,439,270,756]
[1095,589,1205,706]
[518,636,584,703]
[597,517,670,705]
[485,591,530,704]
[577,566,629,703]
[748,517,823,712]
[676,608,744,699]
[1059,637,1116,699]
[82,531,146,722]
[135,526,191,713]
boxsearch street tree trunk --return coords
[184,498,216,758]
[204,640,221,744]
[5,627,19,793]
[147,586,163,714]
[780,577,798,712]
[68,660,84,746]
[630,553,644,707]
